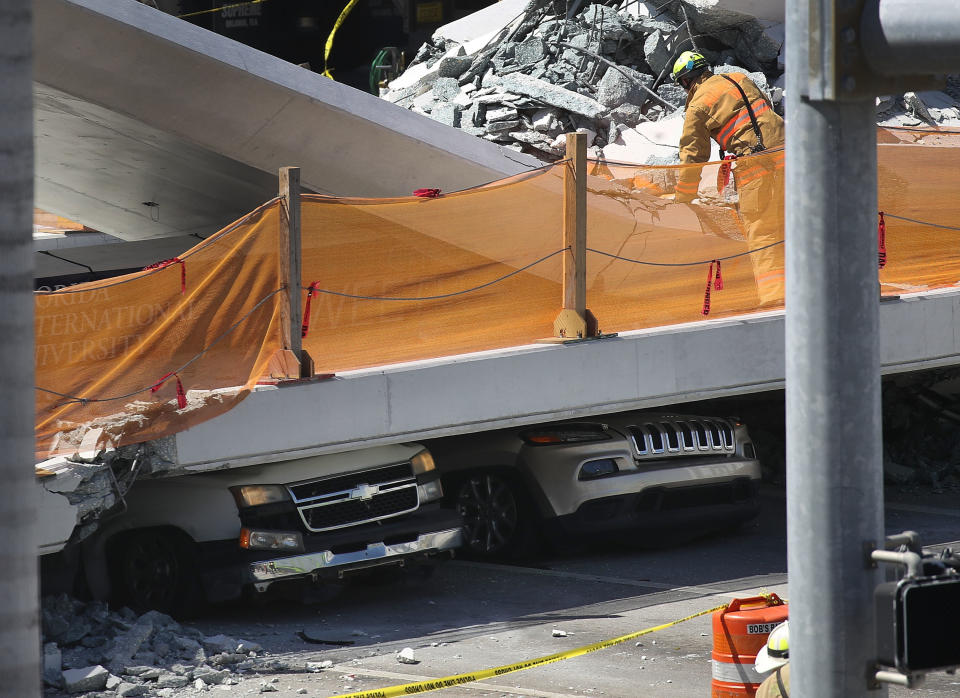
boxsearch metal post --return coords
[785,0,886,695]
[554,132,596,339]
[0,0,41,692]
[279,167,313,377]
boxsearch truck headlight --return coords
[411,449,436,474]
[231,485,290,508]
[239,528,304,552]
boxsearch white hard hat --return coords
[755,621,789,674]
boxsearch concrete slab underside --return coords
[171,289,960,471]
[34,0,538,242]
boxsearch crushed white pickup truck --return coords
[37,435,462,616]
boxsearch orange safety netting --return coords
[585,147,784,330]
[35,201,292,459]
[35,127,960,458]
[299,166,566,372]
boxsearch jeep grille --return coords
[287,462,419,533]
[627,418,735,459]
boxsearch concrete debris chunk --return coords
[43,642,62,687]
[156,671,191,688]
[432,77,462,101]
[486,106,519,122]
[904,92,935,124]
[437,56,473,78]
[117,682,148,697]
[499,73,604,119]
[62,665,109,693]
[108,618,155,673]
[431,102,462,127]
[396,647,419,664]
[642,30,675,76]
[202,634,240,655]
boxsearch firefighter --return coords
[755,620,790,697]
[671,50,785,307]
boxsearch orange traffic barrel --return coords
[711,594,788,697]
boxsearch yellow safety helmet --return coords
[671,50,709,84]
[755,621,790,674]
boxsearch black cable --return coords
[587,240,783,267]
[303,248,569,301]
[38,251,94,274]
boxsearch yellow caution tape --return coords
[322,0,360,79]
[177,0,268,20]
[328,603,729,698]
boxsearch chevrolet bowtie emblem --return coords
[353,483,379,501]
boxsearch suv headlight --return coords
[230,484,290,508]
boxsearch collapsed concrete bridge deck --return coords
[168,288,960,472]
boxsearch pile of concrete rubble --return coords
[42,595,325,697]
[382,0,960,165]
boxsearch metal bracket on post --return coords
[806,0,945,101]
[279,167,314,378]
[544,132,603,344]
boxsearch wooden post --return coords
[554,132,597,339]
[279,167,313,377]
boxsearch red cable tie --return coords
[413,188,442,198]
[878,211,887,269]
[702,261,714,316]
[144,257,186,294]
[151,371,187,408]
[714,259,724,290]
[175,376,187,409]
[301,281,321,339]
[151,371,175,393]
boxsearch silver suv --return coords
[428,412,761,559]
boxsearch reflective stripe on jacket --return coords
[677,72,785,198]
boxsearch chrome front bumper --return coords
[247,527,462,584]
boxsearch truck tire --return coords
[109,528,203,618]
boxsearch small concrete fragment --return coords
[396,647,419,664]
[156,672,190,688]
[117,683,148,697]
[62,665,109,693]
[432,77,461,101]
[515,37,546,66]
[43,642,62,687]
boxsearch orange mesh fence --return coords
[298,165,566,373]
[877,127,960,295]
[586,148,785,331]
[34,127,960,457]
[34,201,290,460]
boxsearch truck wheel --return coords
[454,471,537,560]
[110,528,202,618]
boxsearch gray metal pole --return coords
[0,0,41,693]
[786,0,886,695]
[861,0,960,75]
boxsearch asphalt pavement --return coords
[172,486,960,697]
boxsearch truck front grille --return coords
[627,418,735,460]
[287,462,420,533]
